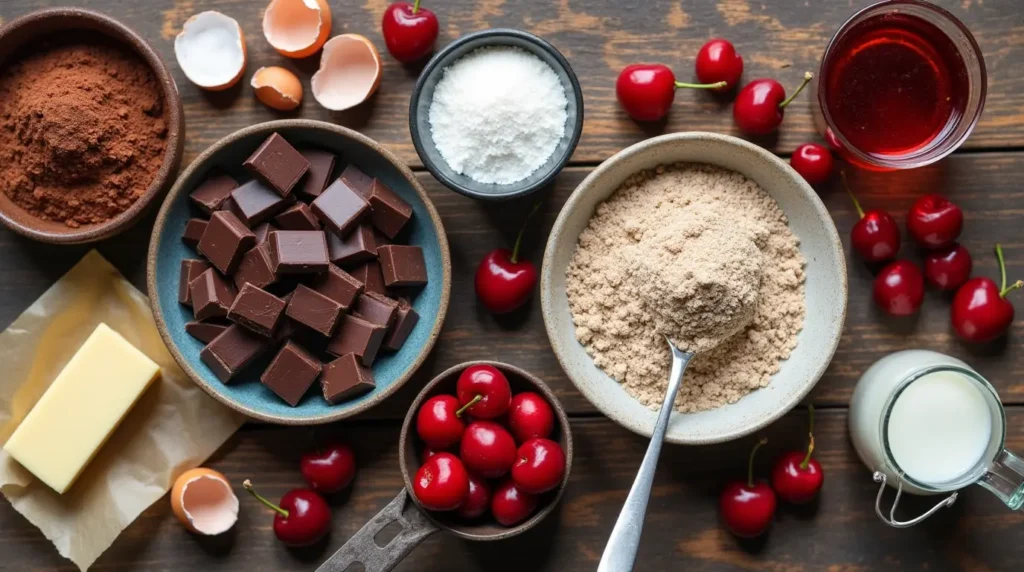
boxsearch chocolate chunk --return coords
[234,243,277,290]
[383,299,419,351]
[327,223,377,266]
[286,284,344,337]
[327,315,386,366]
[198,211,257,275]
[299,149,337,199]
[270,231,329,274]
[183,218,209,250]
[340,164,374,196]
[185,321,229,344]
[200,324,270,383]
[261,341,322,406]
[350,260,386,296]
[190,172,239,215]
[275,203,321,231]
[231,179,293,227]
[179,259,211,306]
[312,179,369,236]
[321,353,375,404]
[253,222,274,245]
[244,132,310,197]
[190,268,238,321]
[377,245,427,288]
[364,179,413,239]
[354,291,399,329]
[227,283,287,337]
[313,264,363,309]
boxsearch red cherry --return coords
[924,244,973,291]
[616,64,727,122]
[476,204,541,314]
[412,452,470,511]
[491,480,538,527]
[952,244,1021,343]
[300,443,356,493]
[790,143,833,185]
[733,72,812,135]
[416,395,464,449]
[770,406,824,504]
[907,194,963,250]
[243,480,331,547]
[508,392,555,443]
[421,446,445,462]
[695,38,743,91]
[511,438,566,494]
[456,364,512,419]
[842,172,901,262]
[874,260,925,316]
[381,1,439,64]
[719,438,776,538]
[456,473,491,520]
[459,421,518,478]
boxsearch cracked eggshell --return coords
[252,66,303,111]
[262,0,332,59]
[170,468,239,536]
[174,11,247,91]
[311,34,382,111]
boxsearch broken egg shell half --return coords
[262,0,332,59]
[174,11,247,91]
[170,468,239,536]
[252,66,303,111]
[311,34,382,112]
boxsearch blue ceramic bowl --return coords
[147,120,451,424]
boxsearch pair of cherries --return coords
[414,365,565,526]
[720,408,823,538]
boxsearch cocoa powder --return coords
[0,35,167,227]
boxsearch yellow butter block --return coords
[3,323,161,494]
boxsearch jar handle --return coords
[977,448,1024,510]
[872,472,958,528]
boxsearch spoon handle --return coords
[597,344,694,572]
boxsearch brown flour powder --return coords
[566,163,805,412]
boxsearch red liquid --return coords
[823,13,969,157]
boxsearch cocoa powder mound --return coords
[0,36,167,227]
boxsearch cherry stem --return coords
[778,71,814,110]
[800,405,816,470]
[456,395,482,417]
[510,202,542,264]
[840,171,865,218]
[747,437,768,488]
[413,0,421,14]
[242,479,289,519]
[675,80,728,90]
[993,243,1021,297]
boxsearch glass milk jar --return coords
[849,350,1024,526]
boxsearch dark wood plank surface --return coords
[2,0,1024,570]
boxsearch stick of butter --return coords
[3,323,161,494]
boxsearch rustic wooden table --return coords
[2,0,1024,570]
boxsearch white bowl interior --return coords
[541,132,847,444]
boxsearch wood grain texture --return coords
[1,0,1022,166]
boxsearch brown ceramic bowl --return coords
[399,361,573,540]
[0,8,184,244]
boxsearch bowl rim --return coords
[0,7,184,245]
[408,28,585,201]
[146,119,452,425]
[540,131,848,445]
[398,360,574,541]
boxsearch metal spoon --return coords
[597,339,695,572]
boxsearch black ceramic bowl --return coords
[409,29,584,201]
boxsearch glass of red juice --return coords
[814,0,986,170]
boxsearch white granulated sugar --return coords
[428,46,568,185]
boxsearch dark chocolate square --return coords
[313,264,363,310]
[377,245,427,288]
[269,231,330,274]
[227,283,287,337]
[234,243,278,290]
[326,223,377,266]
[190,172,239,215]
[312,179,369,237]
[200,324,270,383]
[321,353,375,404]
[261,341,322,406]
[185,321,229,344]
[244,132,310,197]
[354,291,399,329]
[383,298,419,351]
[299,149,336,199]
[183,218,209,250]
[286,284,344,337]
[350,260,387,296]
[231,179,293,227]
[253,222,274,245]
[198,211,257,275]
[190,268,238,321]
[179,259,211,306]
[275,203,321,231]
[327,315,386,366]
[365,179,413,239]
[340,164,374,197]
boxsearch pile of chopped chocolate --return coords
[178,132,427,407]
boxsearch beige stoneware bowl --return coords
[541,132,847,445]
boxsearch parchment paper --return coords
[0,250,245,570]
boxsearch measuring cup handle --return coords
[978,448,1024,511]
[316,489,439,572]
